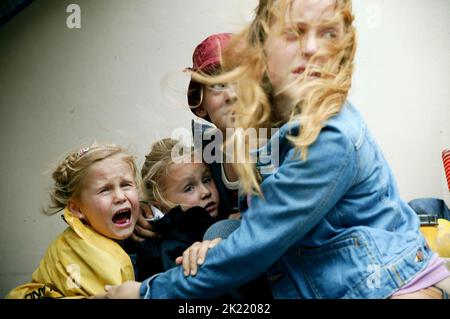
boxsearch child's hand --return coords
[175,238,222,276]
[92,281,142,299]
[131,203,161,242]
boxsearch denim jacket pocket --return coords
[297,233,377,299]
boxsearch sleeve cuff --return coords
[139,273,160,299]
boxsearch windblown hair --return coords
[45,144,138,215]
[191,0,356,195]
[141,138,194,212]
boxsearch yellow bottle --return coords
[419,215,450,257]
[419,215,439,252]
[435,218,450,257]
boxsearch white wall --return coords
[351,0,450,206]
[0,0,448,297]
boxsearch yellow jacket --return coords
[6,208,135,299]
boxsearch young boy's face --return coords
[69,157,140,240]
[194,83,237,134]
[163,162,220,218]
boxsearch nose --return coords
[113,188,127,204]
[302,33,318,58]
[224,85,237,105]
[199,184,211,200]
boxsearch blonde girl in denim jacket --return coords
[97,0,450,299]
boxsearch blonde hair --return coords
[45,144,138,215]
[192,0,356,195]
[141,138,193,212]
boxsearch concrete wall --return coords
[0,0,449,297]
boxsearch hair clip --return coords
[76,147,90,159]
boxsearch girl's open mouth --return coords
[112,208,131,226]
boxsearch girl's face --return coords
[264,0,344,98]
[195,83,237,134]
[163,162,220,218]
[69,157,139,240]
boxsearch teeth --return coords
[115,208,130,215]
[112,208,131,225]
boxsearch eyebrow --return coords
[89,173,134,187]
[121,177,135,184]
[173,166,210,182]
[91,181,110,192]
[173,172,197,187]
[285,20,340,28]
[200,166,210,176]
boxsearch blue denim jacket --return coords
[141,102,433,299]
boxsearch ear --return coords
[194,105,208,118]
[68,199,86,221]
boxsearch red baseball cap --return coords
[187,33,232,109]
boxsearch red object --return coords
[186,33,232,108]
[443,149,450,192]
